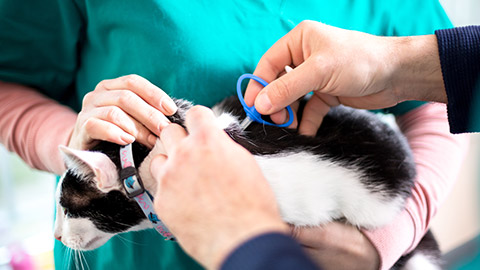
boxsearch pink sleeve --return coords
[362,103,469,269]
[0,81,77,175]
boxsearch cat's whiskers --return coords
[64,246,88,270]
[239,133,259,148]
[80,250,91,270]
[63,246,73,270]
[76,250,86,270]
[111,220,136,228]
[261,123,267,135]
[74,249,81,270]
[276,134,290,141]
[115,234,145,247]
[71,249,77,270]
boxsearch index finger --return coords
[101,74,178,115]
[244,24,305,106]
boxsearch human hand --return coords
[245,21,443,135]
[150,106,288,269]
[291,222,379,270]
[68,74,177,150]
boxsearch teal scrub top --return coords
[0,0,452,269]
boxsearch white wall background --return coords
[440,0,480,26]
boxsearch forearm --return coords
[398,103,468,250]
[390,25,480,129]
[362,103,469,269]
[0,81,77,175]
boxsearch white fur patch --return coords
[402,253,441,270]
[254,152,404,228]
[211,104,225,118]
[214,112,239,130]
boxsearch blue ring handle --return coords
[236,74,294,128]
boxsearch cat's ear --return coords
[59,146,120,192]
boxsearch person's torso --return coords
[72,0,397,110]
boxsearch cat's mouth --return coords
[65,235,111,251]
[82,235,110,250]
[84,236,102,248]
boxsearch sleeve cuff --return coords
[435,26,480,133]
[362,210,417,270]
[221,232,318,270]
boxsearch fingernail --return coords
[256,92,272,112]
[148,134,157,146]
[121,134,135,144]
[158,120,170,132]
[161,97,177,115]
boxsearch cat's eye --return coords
[63,208,68,216]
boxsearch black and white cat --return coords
[54,97,441,269]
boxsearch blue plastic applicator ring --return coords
[236,74,294,128]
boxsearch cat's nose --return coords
[54,234,62,242]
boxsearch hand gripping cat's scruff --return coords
[54,97,441,269]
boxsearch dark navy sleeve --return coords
[435,26,480,133]
[221,233,320,270]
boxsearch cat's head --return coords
[53,97,243,250]
[52,99,197,250]
[53,146,151,250]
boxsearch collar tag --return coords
[119,144,175,241]
[120,166,145,198]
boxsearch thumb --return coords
[185,105,220,135]
[254,59,324,115]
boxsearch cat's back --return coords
[227,101,415,199]
[212,98,416,227]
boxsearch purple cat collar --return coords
[119,144,175,241]
[236,73,294,128]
